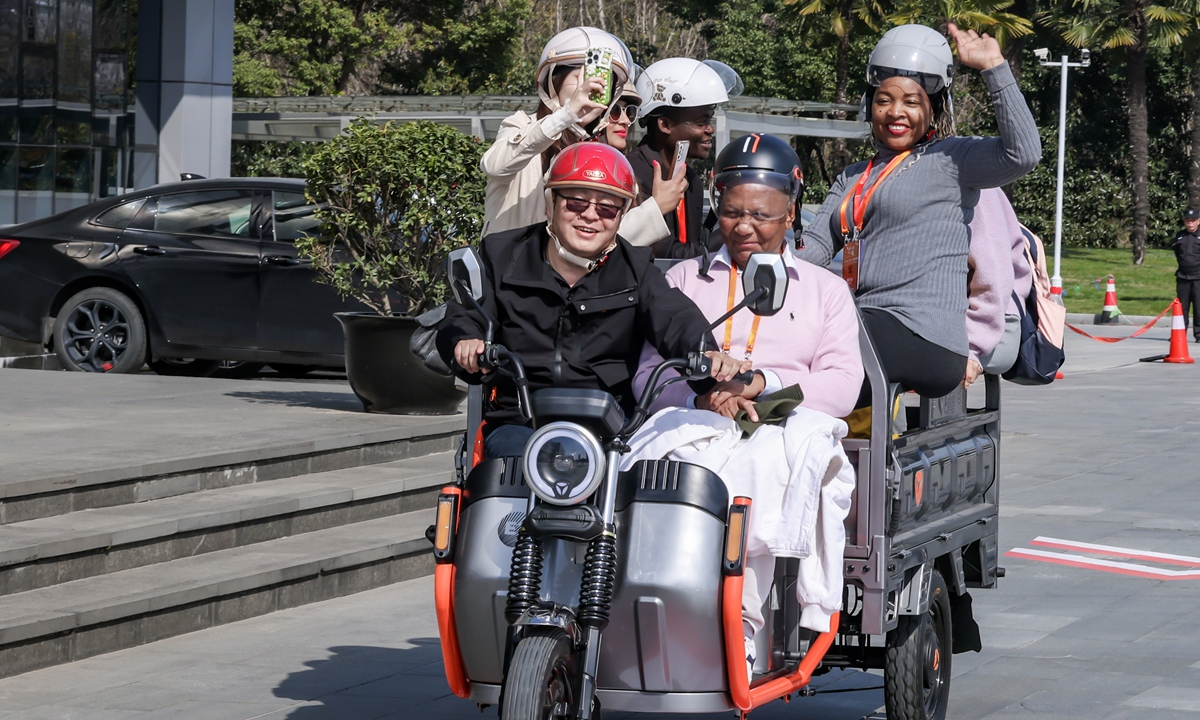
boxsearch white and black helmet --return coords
[866,24,955,96]
[636,58,744,120]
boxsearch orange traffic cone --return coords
[1164,299,1195,364]
[1099,274,1121,324]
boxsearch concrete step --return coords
[0,414,463,525]
[0,452,456,597]
[0,511,437,678]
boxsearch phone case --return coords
[584,48,614,106]
[672,141,690,178]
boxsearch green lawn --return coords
[1057,247,1179,317]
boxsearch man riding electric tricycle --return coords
[428,139,1002,720]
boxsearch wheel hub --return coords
[64,299,130,372]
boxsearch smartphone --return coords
[583,47,614,106]
[672,140,690,179]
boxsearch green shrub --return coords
[299,119,487,316]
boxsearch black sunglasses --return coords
[557,193,623,220]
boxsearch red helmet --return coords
[544,143,638,209]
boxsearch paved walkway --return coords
[1,327,1198,719]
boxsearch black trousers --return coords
[1178,278,1200,339]
[857,307,968,407]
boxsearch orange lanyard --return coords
[675,200,687,244]
[838,151,911,239]
[722,262,762,359]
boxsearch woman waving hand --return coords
[799,23,1040,401]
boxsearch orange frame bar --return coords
[721,497,840,712]
[434,486,470,698]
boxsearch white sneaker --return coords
[744,635,756,683]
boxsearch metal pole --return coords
[1051,56,1068,299]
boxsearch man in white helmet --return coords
[631,58,744,259]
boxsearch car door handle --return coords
[264,255,305,266]
[132,245,167,256]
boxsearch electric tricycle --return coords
[430,247,1001,720]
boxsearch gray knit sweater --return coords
[799,62,1041,355]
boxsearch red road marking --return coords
[1005,544,1200,581]
[1027,536,1200,568]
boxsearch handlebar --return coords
[478,344,534,424]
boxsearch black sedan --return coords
[0,177,363,375]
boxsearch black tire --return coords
[269,363,318,378]
[148,358,220,377]
[211,361,266,379]
[501,629,576,720]
[53,287,147,373]
[885,569,953,720]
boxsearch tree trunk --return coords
[1127,20,1150,266]
[829,0,855,177]
[1189,58,1200,211]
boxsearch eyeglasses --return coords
[557,194,623,220]
[609,101,640,123]
[718,208,790,225]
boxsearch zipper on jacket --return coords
[553,306,567,386]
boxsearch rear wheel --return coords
[501,630,576,720]
[53,287,147,373]
[148,358,219,377]
[270,363,318,378]
[211,361,266,379]
[885,569,952,720]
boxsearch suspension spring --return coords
[504,529,543,625]
[577,533,617,630]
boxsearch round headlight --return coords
[522,422,606,506]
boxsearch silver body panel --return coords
[454,491,729,693]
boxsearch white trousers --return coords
[741,553,776,638]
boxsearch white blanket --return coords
[620,406,857,631]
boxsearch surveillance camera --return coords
[1080,48,1091,66]
[1034,48,1050,62]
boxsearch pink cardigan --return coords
[966,188,1032,361]
[633,248,864,418]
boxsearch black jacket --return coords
[628,138,721,260]
[1175,230,1200,280]
[436,223,717,428]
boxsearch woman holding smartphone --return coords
[479,27,683,247]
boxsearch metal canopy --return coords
[231,95,869,147]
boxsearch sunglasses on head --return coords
[609,101,640,123]
[557,193,623,220]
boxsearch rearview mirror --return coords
[742,253,788,316]
[447,247,483,305]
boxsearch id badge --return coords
[842,239,860,292]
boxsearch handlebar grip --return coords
[733,370,755,384]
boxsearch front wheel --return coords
[501,629,576,720]
[885,569,952,720]
[53,287,147,373]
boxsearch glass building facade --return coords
[0,0,134,225]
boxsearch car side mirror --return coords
[447,247,483,305]
[742,252,788,316]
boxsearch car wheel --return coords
[53,287,147,373]
[269,363,318,378]
[211,361,266,379]
[148,358,220,377]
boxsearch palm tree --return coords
[786,0,887,174]
[889,0,1033,46]
[1042,0,1189,264]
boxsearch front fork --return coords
[503,450,621,720]
[574,448,622,720]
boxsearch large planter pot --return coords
[335,312,466,415]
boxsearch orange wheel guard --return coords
[434,487,470,698]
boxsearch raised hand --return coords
[946,23,1004,72]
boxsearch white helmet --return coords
[636,58,744,119]
[866,24,954,95]
[536,27,634,111]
